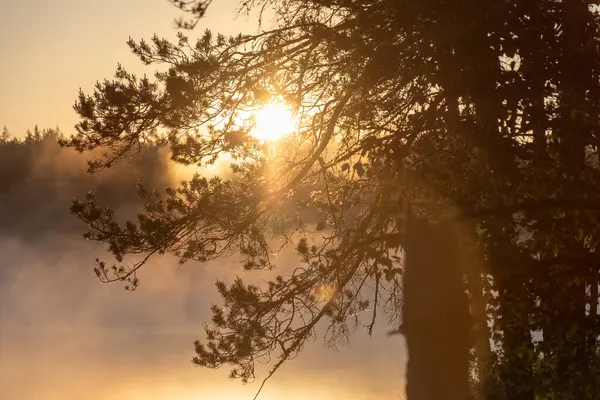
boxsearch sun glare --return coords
[251,102,296,141]
[316,284,335,302]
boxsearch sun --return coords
[251,102,296,141]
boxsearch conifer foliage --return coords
[64,1,600,398]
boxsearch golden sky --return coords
[0,0,253,136]
[0,2,407,399]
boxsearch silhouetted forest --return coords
[0,127,172,240]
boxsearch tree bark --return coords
[402,216,472,400]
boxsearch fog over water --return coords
[0,137,405,400]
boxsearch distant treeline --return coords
[0,126,173,241]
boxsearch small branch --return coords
[368,273,380,336]
[279,89,353,195]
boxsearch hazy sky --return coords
[0,1,407,399]
[0,0,254,136]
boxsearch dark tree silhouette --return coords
[63,0,600,399]
[401,216,472,400]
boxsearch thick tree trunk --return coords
[402,216,472,400]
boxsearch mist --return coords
[0,133,404,400]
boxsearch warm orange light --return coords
[316,284,335,302]
[251,102,295,141]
